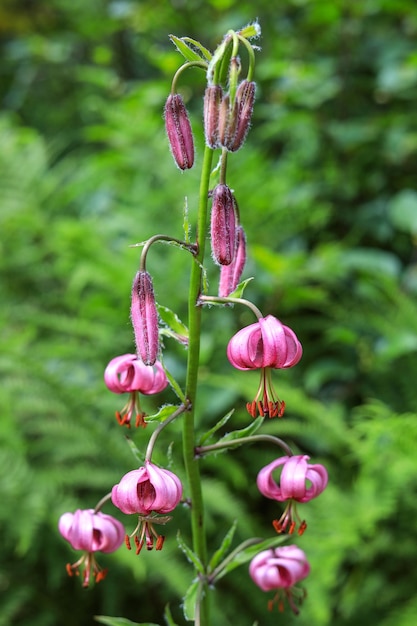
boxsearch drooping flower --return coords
[218,225,247,297]
[227,315,302,417]
[257,455,328,534]
[164,93,194,170]
[111,461,183,554]
[131,270,159,366]
[104,353,168,427]
[210,183,237,266]
[58,509,125,587]
[249,545,310,614]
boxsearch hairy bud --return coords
[130,271,159,365]
[218,94,239,152]
[210,184,237,266]
[219,225,247,296]
[203,85,223,149]
[229,80,256,152]
[164,94,194,170]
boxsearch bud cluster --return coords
[204,79,256,152]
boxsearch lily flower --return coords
[58,509,125,587]
[111,461,182,554]
[104,353,168,427]
[227,315,302,417]
[249,545,310,614]
[257,455,328,535]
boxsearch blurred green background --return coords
[1,0,417,624]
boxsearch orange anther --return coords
[156,535,165,550]
[125,534,132,550]
[95,568,108,583]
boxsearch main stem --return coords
[183,144,214,625]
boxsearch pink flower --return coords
[58,509,125,587]
[111,461,182,554]
[227,316,302,418]
[227,315,302,370]
[257,455,328,535]
[104,353,168,427]
[131,270,159,366]
[249,545,310,614]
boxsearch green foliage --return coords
[1,1,417,625]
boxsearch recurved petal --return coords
[140,361,169,395]
[145,461,183,513]
[227,322,263,370]
[111,467,151,515]
[256,457,288,501]
[91,512,125,553]
[104,354,138,393]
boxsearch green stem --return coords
[195,433,293,458]
[183,143,214,625]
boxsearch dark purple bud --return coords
[130,271,159,365]
[229,80,256,152]
[164,94,194,170]
[203,85,223,149]
[210,184,237,266]
[219,225,247,296]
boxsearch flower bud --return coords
[130,270,159,366]
[164,93,194,170]
[229,80,256,152]
[219,225,247,296]
[203,85,223,149]
[218,94,239,151]
[210,184,237,266]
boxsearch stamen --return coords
[66,563,74,577]
[156,535,165,550]
[95,568,108,583]
[135,412,147,428]
[125,534,132,550]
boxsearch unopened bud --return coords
[210,184,237,266]
[218,94,238,152]
[164,94,194,170]
[219,225,247,296]
[228,80,256,152]
[203,85,223,149]
[130,270,159,365]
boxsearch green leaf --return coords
[238,22,261,40]
[176,531,205,574]
[215,416,264,447]
[95,617,160,626]
[157,304,188,341]
[162,364,186,402]
[213,536,288,582]
[182,579,200,622]
[169,35,209,64]
[145,404,179,423]
[163,604,179,626]
[208,520,237,572]
[228,277,254,299]
[181,37,212,61]
[198,409,234,445]
[125,437,145,465]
